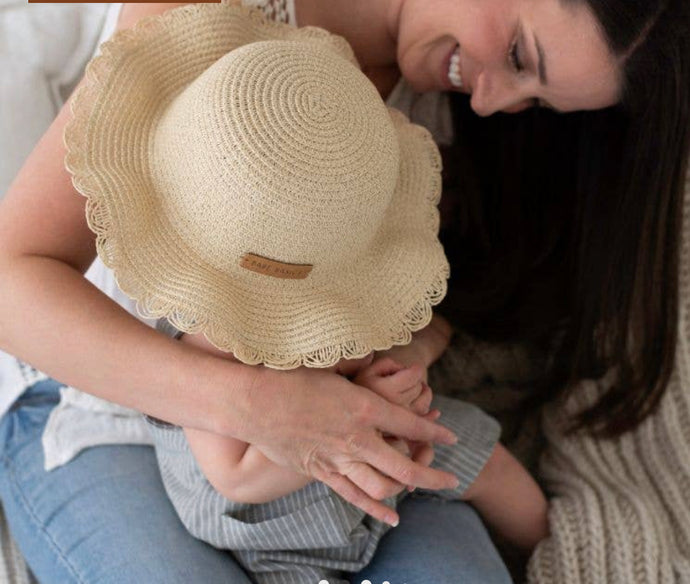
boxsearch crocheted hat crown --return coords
[153,40,399,274]
[64,1,449,368]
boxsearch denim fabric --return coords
[0,380,253,584]
[353,493,513,584]
[0,379,511,583]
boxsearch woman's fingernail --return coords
[388,516,399,527]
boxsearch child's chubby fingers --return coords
[425,408,441,421]
[356,362,426,406]
[409,381,433,415]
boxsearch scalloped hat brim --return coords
[64,1,450,369]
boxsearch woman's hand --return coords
[353,357,438,489]
[356,315,454,491]
[237,365,459,526]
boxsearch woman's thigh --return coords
[352,493,513,584]
[0,379,253,584]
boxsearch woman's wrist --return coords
[167,342,260,438]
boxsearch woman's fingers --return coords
[404,441,435,491]
[373,399,457,447]
[250,368,458,518]
[352,429,458,492]
[357,404,458,490]
[425,408,441,421]
[341,457,407,499]
[319,472,400,526]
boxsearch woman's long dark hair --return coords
[440,0,690,436]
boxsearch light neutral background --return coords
[0,2,110,581]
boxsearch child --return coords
[64,9,547,583]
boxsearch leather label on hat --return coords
[240,253,313,280]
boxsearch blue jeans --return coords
[0,379,512,583]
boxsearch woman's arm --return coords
[185,355,438,504]
[181,334,429,504]
[180,333,315,503]
[0,2,459,527]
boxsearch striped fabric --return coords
[0,503,37,584]
[147,394,499,583]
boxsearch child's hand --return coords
[330,353,375,378]
[353,357,432,415]
[354,357,439,493]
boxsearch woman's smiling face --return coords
[393,0,623,115]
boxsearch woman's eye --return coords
[509,39,524,73]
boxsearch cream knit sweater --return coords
[428,169,690,582]
[526,168,690,582]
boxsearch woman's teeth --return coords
[448,45,462,89]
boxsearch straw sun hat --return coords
[64,0,450,369]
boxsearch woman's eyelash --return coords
[509,39,524,72]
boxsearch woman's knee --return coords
[0,386,252,583]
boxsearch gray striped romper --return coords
[146,394,500,584]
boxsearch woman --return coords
[0,1,688,583]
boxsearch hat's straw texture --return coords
[64,0,449,369]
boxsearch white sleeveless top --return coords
[0,0,454,470]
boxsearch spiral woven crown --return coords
[64,0,450,369]
[154,40,400,274]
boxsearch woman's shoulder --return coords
[116,3,191,31]
[116,1,294,32]
[242,0,294,25]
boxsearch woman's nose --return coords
[470,71,533,116]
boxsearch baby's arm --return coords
[184,427,313,503]
[360,329,549,551]
[462,442,549,551]
[180,333,312,503]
